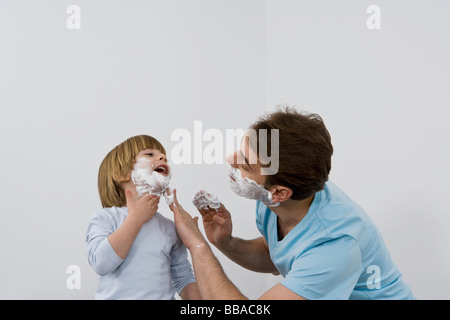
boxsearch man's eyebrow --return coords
[239,150,254,172]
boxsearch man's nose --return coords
[225,152,238,168]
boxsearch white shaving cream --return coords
[131,157,174,205]
[164,189,175,206]
[227,163,280,207]
[192,190,221,211]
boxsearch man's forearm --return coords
[189,243,247,300]
[216,236,279,274]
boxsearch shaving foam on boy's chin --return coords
[226,163,280,208]
[131,157,174,205]
[192,190,221,212]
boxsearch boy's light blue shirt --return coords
[256,181,415,300]
[86,207,196,300]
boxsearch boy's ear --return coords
[122,173,131,182]
[113,172,131,183]
[268,185,293,204]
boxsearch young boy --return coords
[86,135,201,299]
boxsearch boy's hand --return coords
[125,189,160,225]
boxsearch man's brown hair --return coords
[250,106,333,200]
[98,135,166,208]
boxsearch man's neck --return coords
[271,194,315,229]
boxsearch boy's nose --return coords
[159,154,167,162]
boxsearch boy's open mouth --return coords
[154,164,169,176]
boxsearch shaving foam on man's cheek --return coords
[226,164,280,207]
[192,190,221,211]
[131,158,172,198]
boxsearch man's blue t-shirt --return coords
[256,181,414,300]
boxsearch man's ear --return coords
[268,185,293,204]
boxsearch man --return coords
[168,107,414,300]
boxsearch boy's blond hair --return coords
[98,135,166,208]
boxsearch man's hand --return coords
[168,190,247,300]
[198,203,233,249]
[125,189,159,225]
[168,189,208,250]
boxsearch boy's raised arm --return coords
[107,190,159,259]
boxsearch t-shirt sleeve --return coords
[281,236,363,300]
[85,210,124,275]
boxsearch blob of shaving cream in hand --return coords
[192,190,221,211]
[131,157,171,198]
[227,163,280,207]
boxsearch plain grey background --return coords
[0,0,449,299]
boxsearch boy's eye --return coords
[145,153,153,156]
